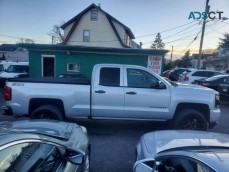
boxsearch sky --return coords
[0,0,229,60]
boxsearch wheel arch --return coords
[174,103,210,122]
[29,98,66,117]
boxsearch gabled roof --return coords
[60,3,135,46]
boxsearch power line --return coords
[182,30,201,53]
[173,22,228,53]
[162,22,199,40]
[173,21,226,49]
[0,34,50,43]
[134,21,195,39]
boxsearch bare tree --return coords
[18,38,34,44]
[48,24,64,44]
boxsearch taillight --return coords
[4,86,11,101]
[184,76,189,81]
[215,94,220,108]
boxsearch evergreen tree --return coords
[173,50,191,68]
[181,50,192,68]
[219,33,229,47]
[151,33,165,49]
[1,54,6,60]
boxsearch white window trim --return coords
[83,30,90,42]
[41,55,55,77]
[67,63,80,72]
[91,9,98,21]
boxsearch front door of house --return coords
[42,56,55,77]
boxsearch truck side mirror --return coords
[133,159,156,172]
[151,81,166,89]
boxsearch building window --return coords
[83,30,90,42]
[91,10,98,20]
[124,33,130,46]
[67,64,80,72]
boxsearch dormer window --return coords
[91,10,98,21]
[124,33,130,47]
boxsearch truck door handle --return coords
[126,91,137,95]
[95,90,106,94]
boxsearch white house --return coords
[0,44,28,62]
[60,4,140,48]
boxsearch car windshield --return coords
[6,65,29,73]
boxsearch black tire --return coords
[173,109,208,131]
[31,105,64,120]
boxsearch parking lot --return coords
[0,90,229,172]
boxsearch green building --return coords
[21,44,168,78]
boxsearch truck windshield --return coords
[6,65,29,73]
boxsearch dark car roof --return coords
[205,74,229,81]
[0,120,76,142]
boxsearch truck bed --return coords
[8,77,91,85]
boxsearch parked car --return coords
[3,64,221,130]
[162,70,171,78]
[59,73,87,79]
[134,130,229,172]
[0,120,90,172]
[218,84,229,101]
[179,69,224,84]
[168,68,191,81]
[0,62,29,86]
[194,74,229,91]
[0,61,16,73]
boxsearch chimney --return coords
[98,3,101,8]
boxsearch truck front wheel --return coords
[173,109,208,131]
[31,105,64,120]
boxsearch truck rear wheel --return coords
[31,105,64,120]
[173,109,208,131]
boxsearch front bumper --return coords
[209,108,221,124]
[2,106,13,115]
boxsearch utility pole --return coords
[170,46,173,69]
[197,0,210,69]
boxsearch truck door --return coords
[124,67,170,120]
[92,66,124,118]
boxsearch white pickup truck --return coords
[2,64,220,130]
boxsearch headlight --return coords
[215,94,220,108]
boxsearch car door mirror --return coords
[66,149,84,165]
[151,81,166,89]
[133,159,156,172]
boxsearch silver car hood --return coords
[142,130,229,156]
[0,120,76,140]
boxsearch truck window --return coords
[6,65,29,73]
[99,67,120,86]
[127,68,158,88]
